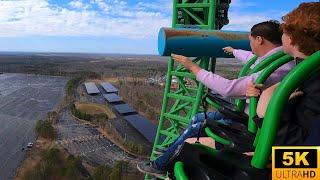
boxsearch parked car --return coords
[27,142,33,148]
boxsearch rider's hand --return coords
[171,53,189,64]
[171,53,201,74]
[289,90,303,99]
[222,46,234,55]
[246,82,263,97]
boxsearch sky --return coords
[0,0,317,54]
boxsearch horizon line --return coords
[0,50,159,56]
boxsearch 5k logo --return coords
[272,146,320,180]
[282,152,310,166]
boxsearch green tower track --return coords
[148,0,225,179]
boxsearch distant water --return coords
[0,73,68,180]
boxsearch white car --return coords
[27,142,33,148]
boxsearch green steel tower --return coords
[148,0,230,178]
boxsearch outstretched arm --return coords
[223,46,255,64]
[171,53,201,74]
[171,53,258,97]
[233,49,255,64]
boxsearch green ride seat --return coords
[173,143,269,180]
[203,52,288,146]
[173,51,320,180]
[204,54,294,153]
[207,50,286,113]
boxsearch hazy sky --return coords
[0,0,317,54]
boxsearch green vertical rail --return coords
[235,51,286,113]
[150,57,174,160]
[234,55,257,111]
[248,55,293,133]
[208,0,216,29]
[147,1,218,179]
[251,51,320,169]
[172,0,178,28]
[174,162,189,180]
[237,56,258,77]
[149,0,178,162]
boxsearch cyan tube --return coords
[158,27,251,58]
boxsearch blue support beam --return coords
[158,27,251,58]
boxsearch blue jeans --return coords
[153,111,232,170]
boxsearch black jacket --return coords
[279,73,320,145]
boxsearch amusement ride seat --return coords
[172,51,320,180]
[204,53,294,152]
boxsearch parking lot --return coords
[55,109,140,169]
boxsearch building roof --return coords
[100,82,118,93]
[114,104,135,114]
[124,114,157,143]
[102,93,122,103]
[84,82,100,94]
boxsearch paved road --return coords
[0,73,68,180]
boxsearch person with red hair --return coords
[247,2,320,145]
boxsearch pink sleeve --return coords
[196,69,259,97]
[195,60,295,98]
[233,49,255,64]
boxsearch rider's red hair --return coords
[281,2,320,56]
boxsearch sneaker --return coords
[137,161,166,178]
